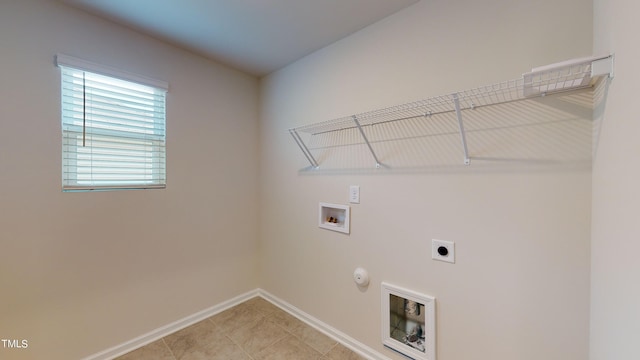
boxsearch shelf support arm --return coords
[352,116,381,168]
[289,128,319,169]
[452,93,471,166]
[591,54,615,79]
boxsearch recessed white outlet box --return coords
[432,239,455,263]
[349,185,360,204]
[319,202,350,234]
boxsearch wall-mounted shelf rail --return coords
[289,55,614,170]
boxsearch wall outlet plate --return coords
[432,239,455,263]
[349,185,360,204]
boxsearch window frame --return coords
[56,54,169,192]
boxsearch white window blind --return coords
[56,55,167,191]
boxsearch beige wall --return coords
[0,0,613,359]
[259,0,593,359]
[0,1,259,359]
[591,0,640,359]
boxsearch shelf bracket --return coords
[289,128,319,169]
[591,54,615,79]
[353,116,381,168]
[452,93,471,166]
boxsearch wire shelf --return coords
[289,55,613,169]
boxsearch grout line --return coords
[325,342,340,359]
[160,338,177,360]
[263,309,332,358]
[226,334,256,360]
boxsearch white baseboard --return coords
[82,288,390,360]
[81,289,259,360]
[257,289,391,360]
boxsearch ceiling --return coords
[61,0,419,77]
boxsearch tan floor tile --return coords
[322,343,367,360]
[164,320,249,360]
[295,325,337,355]
[244,296,280,316]
[209,303,265,333]
[267,308,307,333]
[253,336,322,360]
[115,339,175,360]
[114,300,367,360]
[228,317,290,356]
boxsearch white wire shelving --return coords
[289,55,614,170]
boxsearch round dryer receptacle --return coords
[437,246,449,256]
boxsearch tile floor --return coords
[115,297,366,360]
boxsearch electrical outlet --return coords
[432,239,455,263]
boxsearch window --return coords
[56,55,167,191]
